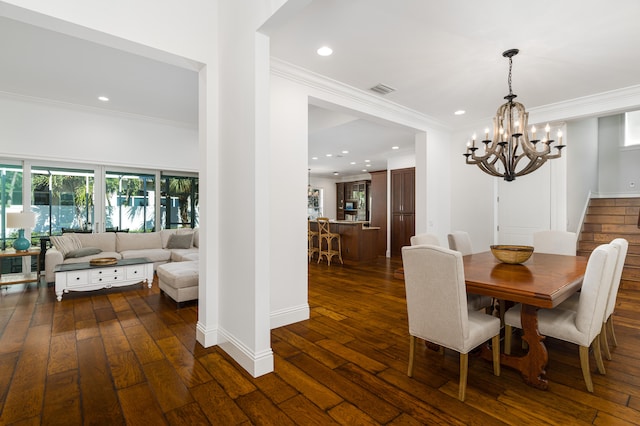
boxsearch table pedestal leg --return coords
[481,304,548,389]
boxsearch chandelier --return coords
[463,49,565,181]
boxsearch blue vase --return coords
[13,229,30,251]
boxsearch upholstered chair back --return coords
[402,245,469,350]
[533,230,577,256]
[447,231,473,256]
[575,244,618,339]
[410,233,440,246]
[604,238,629,319]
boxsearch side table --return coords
[0,248,41,286]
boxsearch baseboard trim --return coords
[196,321,219,347]
[218,328,274,377]
[270,304,310,329]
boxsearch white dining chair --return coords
[447,231,494,314]
[447,231,473,256]
[410,233,440,246]
[503,243,618,392]
[402,245,500,401]
[556,238,629,360]
[533,230,577,256]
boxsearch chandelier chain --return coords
[507,56,513,97]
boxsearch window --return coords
[160,175,198,229]
[308,187,323,220]
[0,164,24,251]
[31,167,94,236]
[624,111,640,147]
[105,172,155,232]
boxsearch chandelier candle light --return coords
[463,49,565,181]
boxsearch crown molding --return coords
[527,85,640,124]
[270,57,450,132]
[462,85,640,133]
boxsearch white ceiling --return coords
[3,1,640,177]
[0,16,198,125]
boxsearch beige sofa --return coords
[44,228,199,283]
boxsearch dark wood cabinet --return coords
[391,167,415,257]
[336,182,345,220]
[336,180,370,221]
[369,170,387,256]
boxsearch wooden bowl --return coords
[490,245,534,264]
[90,257,118,266]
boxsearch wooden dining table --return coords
[463,251,588,389]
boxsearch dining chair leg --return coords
[498,300,506,327]
[579,345,594,392]
[600,323,612,361]
[459,353,468,402]
[407,335,415,377]
[504,325,512,355]
[607,317,618,347]
[491,335,501,377]
[593,336,606,375]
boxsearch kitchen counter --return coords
[310,220,381,263]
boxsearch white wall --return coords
[598,114,640,196]
[449,128,495,251]
[270,73,310,329]
[567,118,598,232]
[0,94,197,171]
[424,128,451,245]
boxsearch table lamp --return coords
[6,212,36,251]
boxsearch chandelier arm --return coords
[467,152,507,177]
[516,157,548,176]
[466,155,506,177]
[477,162,504,178]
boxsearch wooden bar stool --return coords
[308,220,319,262]
[317,217,343,265]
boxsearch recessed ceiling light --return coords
[326,154,332,157]
[350,161,356,165]
[98,96,109,102]
[362,169,367,172]
[312,157,318,160]
[365,164,371,167]
[333,171,339,175]
[392,146,399,150]
[364,159,370,163]
[342,150,349,154]
[454,110,466,115]
[317,46,333,56]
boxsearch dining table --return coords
[463,251,588,389]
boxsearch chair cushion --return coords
[463,311,501,354]
[166,233,193,249]
[65,247,102,259]
[116,232,162,251]
[50,234,82,258]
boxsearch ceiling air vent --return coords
[370,83,396,95]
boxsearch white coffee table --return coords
[54,257,154,301]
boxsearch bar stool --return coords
[317,217,343,266]
[308,220,319,262]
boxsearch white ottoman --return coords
[156,261,199,304]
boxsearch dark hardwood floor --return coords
[1,257,640,424]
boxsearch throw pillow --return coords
[65,247,103,259]
[166,233,193,249]
[50,234,82,258]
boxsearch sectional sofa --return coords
[44,228,199,285]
